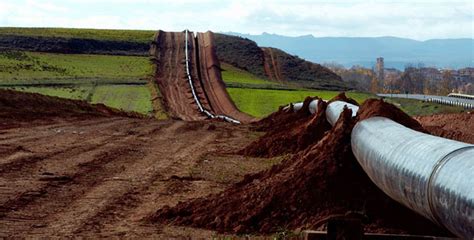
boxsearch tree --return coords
[440,71,454,95]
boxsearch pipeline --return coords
[426,97,474,109]
[184,29,241,124]
[288,99,473,238]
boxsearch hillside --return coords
[0,27,345,90]
[0,27,152,56]
[226,32,474,69]
[214,33,346,90]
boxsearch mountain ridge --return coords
[224,32,474,70]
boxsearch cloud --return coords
[0,0,472,40]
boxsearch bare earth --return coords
[0,116,273,238]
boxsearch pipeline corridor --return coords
[184,30,241,124]
[290,99,473,238]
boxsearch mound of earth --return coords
[150,99,450,237]
[0,89,141,129]
[242,93,359,158]
[415,112,474,144]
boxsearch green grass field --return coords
[227,87,374,117]
[221,63,276,86]
[91,85,152,114]
[0,27,155,43]
[0,51,151,85]
[4,84,153,115]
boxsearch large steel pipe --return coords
[351,117,474,238]
[326,101,359,126]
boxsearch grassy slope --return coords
[0,50,154,114]
[228,88,373,117]
[5,85,153,115]
[0,51,151,85]
[221,63,277,86]
[91,85,152,114]
[0,27,154,43]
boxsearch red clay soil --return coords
[328,92,360,106]
[262,47,284,83]
[357,99,426,132]
[196,32,254,123]
[241,92,359,158]
[415,112,474,144]
[151,30,253,123]
[150,99,451,237]
[251,97,313,132]
[240,97,331,157]
[0,89,141,129]
[151,31,205,121]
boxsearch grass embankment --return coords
[0,27,155,43]
[0,51,150,85]
[0,51,155,115]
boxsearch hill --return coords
[0,27,345,90]
[214,33,346,90]
[225,32,474,69]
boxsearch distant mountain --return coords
[224,32,474,70]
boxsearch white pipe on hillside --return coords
[184,29,240,124]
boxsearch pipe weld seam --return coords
[426,145,474,226]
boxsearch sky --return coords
[0,0,472,40]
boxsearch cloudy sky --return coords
[0,0,472,40]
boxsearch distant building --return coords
[375,57,384,82]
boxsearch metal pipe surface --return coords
[351,117,474,238]
[326,101,359,126]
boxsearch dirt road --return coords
[0,115,271,238]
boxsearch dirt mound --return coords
[251,97,312,132]
[240,97,330,157]
[415,112,474,144]
[241,93,360,158]
[328,92,359,106]
[150,99,449,236]
[0,89,141,129]
[357,99,425,132]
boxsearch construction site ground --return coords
[0,91,276,238]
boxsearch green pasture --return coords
[0,27,155,43]
[0,51,151,85]
[4,84,152,115]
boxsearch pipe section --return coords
[283,99,321,113]
[351,117,474,238]
[325,101,359,126]
[283,97,473,238]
